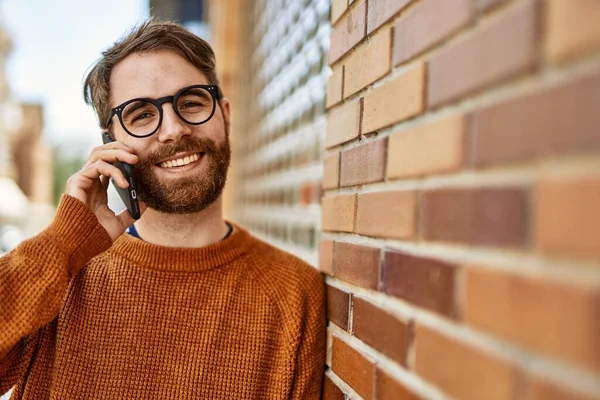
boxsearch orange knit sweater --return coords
[0,195,326,399]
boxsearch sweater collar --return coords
[110,222,251,272]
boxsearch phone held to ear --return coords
[101,132,141,220]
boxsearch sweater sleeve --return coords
[0,195,112,378]
[290,272,327,399]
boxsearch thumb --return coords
[116,208,136,233]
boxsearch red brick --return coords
[382,250,457,318]
[415,324,517,400]
[327,285,351,330]
[352,298,409,365]
[334,242,380,290]
[393,0,473,66]
[421,188,527,248]
[536,177,600,259]
[367,0,411,34]
[323,152,340,190]
[464,267,600,373]
[331,337,375,399]
[326,65,344,108]
[340,138,387,187]
[322,194,356,232]
[471,71,600,167]
[545,0,600,63]
[319,240,334,275]
[343,27,392,98]
[376,368,421,400]
[356,191,416,239]
[362,62,425,134]
[323,374,345,400]
[329,0,367,64]
[428,1,539,107]
[524,375,598,400]
[325,99,361,148]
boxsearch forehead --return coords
[109,50,210,107]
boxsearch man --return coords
[0,20,325,399]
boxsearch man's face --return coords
[108,50,231,214]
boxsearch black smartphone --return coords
[101,132,141,220]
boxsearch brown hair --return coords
[83,19,220,130]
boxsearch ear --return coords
[219,98,231,133]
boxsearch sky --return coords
[0,0,150,154]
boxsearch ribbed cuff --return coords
[44,194,113,275]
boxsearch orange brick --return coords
[331,0,348,25]
[322,194,356,232]
[465,267,600,372]
[331,337,375,399]
[536,177,600,259]
[323,152,340,190]
[340,138,387,187]
[415,324,516,400]
[428,0,538,107]
[524,374,598,400]
[319,240,334,274]
[329,0,367,64]
[356,191,416,239]
[367,0,411,34]
[387,115,464,179]
[376,368,421,400]
[362,62,425,134]
[325,99,361,148]
[327,65,344,108]
[545,0,600,63]
[343,27,392,98]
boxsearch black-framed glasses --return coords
[106,84,222,138]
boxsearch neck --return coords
[133,197,229,248]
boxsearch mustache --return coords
[139,137,218,166]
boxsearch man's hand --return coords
[65,140,146,242]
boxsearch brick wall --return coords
[321,0,600,399]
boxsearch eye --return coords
[180,100,204,109]
[132,112,154,122]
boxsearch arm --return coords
[0,195,112,385]
[290,273,327,400]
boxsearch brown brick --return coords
[382,251,456,318]
[327,65,344,108]
[331,337,375,399]
[329,0,367,64]
[362,62,425,134]
[331,0,348,25]
[545,0,600,63]
[343,27,392,98]
[471,70,600,167]
[422,188,527,247]
[387,115,464,179]
[323,152,340,190]
[352,298,409,365]
[319,240,335,275]
[322,194,356,232]
[340,138,387,187]
[356,191,416,239]
[428,1,538,107]
[326,99,361,148]
[536,177,600,259]
[465,267,600,372]
[367,0,411,34]
[393,0,473,66]
[376,369,421,400]
[323,374,345,400]
[415,324,517,400]
[326,285,351,330]
[524,375,598,400]
[334,242,380,290]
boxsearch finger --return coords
[100,175,110,190]
[81,161,129,188]
[116,207,136,231]
[86,149,139,167]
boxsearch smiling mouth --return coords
[158,152,203,169]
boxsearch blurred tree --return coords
[52,146,85,206]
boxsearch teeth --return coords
[160,153,201,169]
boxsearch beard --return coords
[133,129,231,214]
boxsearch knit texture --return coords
[0,195,326,399]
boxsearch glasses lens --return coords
[176,87,214,124]
[121,100,160,137]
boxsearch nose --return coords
[156,103,193,143]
